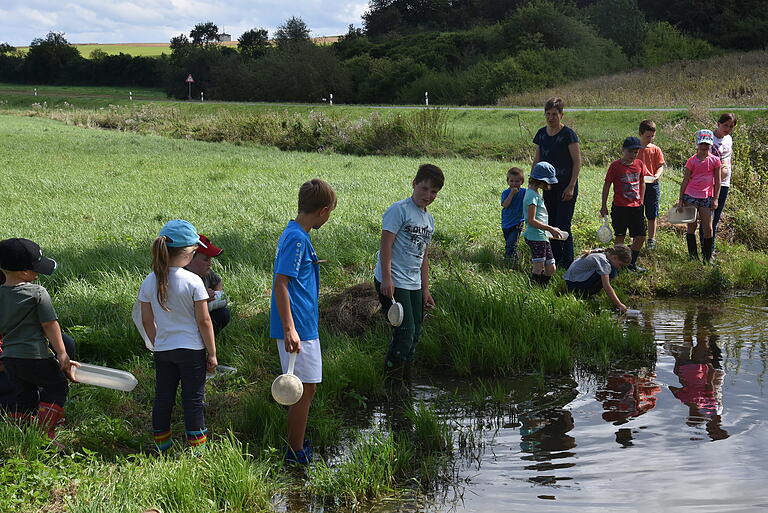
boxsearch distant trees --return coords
[238,28,269,58]
[190,22,221,46]
[23,32,83,83]
[275,17,311,47]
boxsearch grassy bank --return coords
[0,113,664,511]
[500,51,768,108]
[1,105,767,510]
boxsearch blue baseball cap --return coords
[531,162,558,184]
[159,220,207,248]
[622,136,642,149]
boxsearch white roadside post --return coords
[201,92,204,102]
[330,93,333,106]
[34,88,37,97]
[129,91,133,101]
[425,91,429,106]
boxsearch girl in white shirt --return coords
[138,219,217,452]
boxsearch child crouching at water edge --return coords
[375,164,443,387]
[500,167,526,266]
[564,245,632,312]
[524,162,562,285]
[271,179,337,465]
[139,220,217,452]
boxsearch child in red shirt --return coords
[600,137,650,272]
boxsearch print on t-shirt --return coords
[405,223,433,257]
[620,171,641,202]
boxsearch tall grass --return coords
[69,435,280,513]
[499,50,768,107]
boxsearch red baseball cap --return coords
[195,234,223,257]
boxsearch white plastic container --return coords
[547,229,569,240]
[388,298,403,327]
[597,216,613,243]
[625,309,641,317]
[73,363,138,392]
[668,206,697,225]
[132,301,154,351]
[644,175,655,183]
[271,352,303,406]
[208,290,228,312]
[206,364,237,380]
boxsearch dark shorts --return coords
[682,194,714,209]
[611,205,647,238]
[644,182,660,219]
[525,239,555,264]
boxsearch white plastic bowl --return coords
[625,309,641,317]
[73,363,138,392]
[668,206,697,225]
[644,175,655,183]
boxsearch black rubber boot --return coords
[686,233,698,260]
[702,237,714,263]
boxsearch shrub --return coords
[640,22,719,67]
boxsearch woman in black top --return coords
[532,97,582,269]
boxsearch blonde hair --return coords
[579,244,632,265]
[151,236,191,311]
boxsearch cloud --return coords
[0,0,367,46]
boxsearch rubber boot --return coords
[9,411,34,423]
[186,429,208,454]
[702,237,714,263]
[540,274,551,286]
[153,429,173,453]
[36,402,65,449]
[530,273,547,286]
[686,233,698,260]
[403,362,412,388]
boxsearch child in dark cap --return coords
[0,238,78,443]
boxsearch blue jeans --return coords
[502,224,523,261]
[152,349,207,433]
[543,183,578,269]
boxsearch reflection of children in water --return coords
[669,310,728,440]
[519,408,576,454]
[596,370,661,425]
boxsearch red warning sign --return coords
[185,74,194,83]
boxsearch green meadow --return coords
[1,93,768,511]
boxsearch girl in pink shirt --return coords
[676,130,721,262]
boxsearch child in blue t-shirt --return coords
[374,163,444,388]
[270,178,337,465]
[500,167,527,266]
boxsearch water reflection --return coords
[669,308,729,441]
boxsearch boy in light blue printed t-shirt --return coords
[500,166,526,266]
[270,178,336,465]
[374,163,444,387]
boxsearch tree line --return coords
[0,1,764,105]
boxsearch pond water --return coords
[283,295,768,512]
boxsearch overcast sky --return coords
[0,1,369,46]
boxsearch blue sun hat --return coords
[159,220,206,248]
[696,129,715,146]
[531,162,558,184]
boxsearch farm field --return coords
[1,95,768,511]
